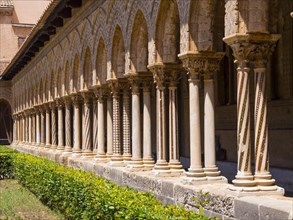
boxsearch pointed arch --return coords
[111,25,125,79]
[96,37,107,85]
[73,54,80,93]
[82,47,92,90]
[155,0,180,63]
[130,10,148,73]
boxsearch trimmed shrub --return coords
[13,154,210,219]
[0,146,17,179]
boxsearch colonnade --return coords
[12,41,281,192]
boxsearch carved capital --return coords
[71,94,82,106]
[224,33,280,68]
[63,96,72,107]
[80,91,92,105]
[128,76,141,95]
[93,87,107,102]
[55,98,64,109]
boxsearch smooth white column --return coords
[45,105,51,148]
[142,81,154,169]
[64,97,72,152]
[127,79,143,171]
[35,108,40,146]
[94,88,106,161]
[92,96,98,154]
[40,107,45,146]
[187,72,206,179]
[50,102,57,149]
[56,99,65,151]
[72,95,81,154]
[31,111,36,145]
[204,75,221,178]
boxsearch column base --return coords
[151,161,171,177]
[50,145,57,150]
[143,159,155,171]
[232,173,256,187]
[254,173,275,186]
[57,146,65,151]
[181,176,207,185]
[185,167,206,178]
[109,155,125,167]
[123,154,132,162]
[81,150,94,158]
[64,146,72,152]
[71,149,82,157]
[44,144,51,149]
[204,167,221,177]
[126,160,144,172]
[227,185,284,197]
[94,154,107,163]
[106,153,113,160]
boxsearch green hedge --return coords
[0,146,17,179]
[0,147,211,219]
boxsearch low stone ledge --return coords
[10,145,293,220]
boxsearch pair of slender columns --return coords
[126,77,154,171]
[147,64,184,176]
[178,52,223,182]
[224,34,280,191]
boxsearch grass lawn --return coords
[0,179,63,220]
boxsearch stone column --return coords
[148,64,170,176]
[203,57,223,179]
[64,97,72,152]
[35,107,40,146]
[49,102,57,149]
[142,80,154,169]
[251,39,279,191]
[179,53,206,182]
[81,92,93,156]
[92,95,99,154]
[40,106,46,146]
[56,99,65,151]
[224,37,256,190]
[45,105,51,148]
[31,111,36,145]
[168,71,184,176]
[108,80,123,166]
[94,88,106,161]
[72,94,82,154]
[12,115,16,144]
[127,78,143,171]
[106,92,113,158]
[122,84,131,162]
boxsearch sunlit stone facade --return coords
[1,0,293,218]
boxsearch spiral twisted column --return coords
[224,36,257,190]
[251,38,280,191]
[94,87,107,161]
[127,77,143,171]
[81,91,93,156]
[148,63,170,176]
[142,80,155,170]
[179,53,206,182]
[49,102,57,149]
[108,80,123,166]
[64,96,72,152]
[71,94,82,154]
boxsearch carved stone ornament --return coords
[223,33,280,67]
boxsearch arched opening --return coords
[111,26,125,78]
[155,0,180,63]
[83,47,92,90]
[96,38,107,85]
[130,10,148,73]
[0,99,13,144]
